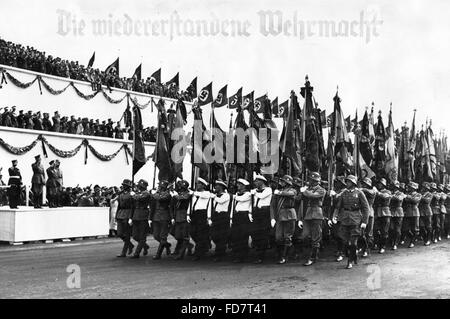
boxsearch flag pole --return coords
[152,98,159,189]
[130,95,136,186]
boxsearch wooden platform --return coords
[0,206,109,244]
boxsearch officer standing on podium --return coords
[31,155,46,209]
[7,159,22,209]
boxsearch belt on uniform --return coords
[307,205,322,208]
[9,176,20,179]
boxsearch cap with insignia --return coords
[309,172,321,182]
[345,175,358,186]
[281,175,293,185]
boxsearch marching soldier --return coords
[31,155,45,209]
[250,175,272,264]
[359,177,377,257]
[230,179,253,263]
[333,175,369,269]
[430,183,441,243]
[129,179,151,258]
[389,181,406,250]
[189,178,211,261]
[116,179,134,257]
[210,180,231,262]
[402,182,422,248]
[170,180,193,260]
[150,180,172,260]
[270,175,298,264]
[330,176,347,262]
[300,172,326,266]
[419,182,433,246]
[374,178,392,254]
[290,177,304,261]
[438,184,447,241]
[444,184,450,239]
[7,160,22,209]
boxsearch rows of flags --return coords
[124,70,448,189]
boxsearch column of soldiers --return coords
[112,171,450,268]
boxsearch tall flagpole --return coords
[130,95,136,186]
[152,98,159,189]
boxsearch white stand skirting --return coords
[0,207,109,243]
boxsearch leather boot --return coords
[276,245,286,264]
[143,243,149,256]
[117,242,128,257]
[131,242,143,258]
[153,243,164,260]
[172,241,182,256]
[254,250,265,264]
[175,241,188,260]
[165,242,172,255]
[352,246,358,265]
[425,230,431,246]
[304,247,318,266]
[127,242,134,255]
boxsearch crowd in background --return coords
[0,38,195,101]
[0,106,157,142]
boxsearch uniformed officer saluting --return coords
[210,179,231,262]
[189,177,212,261]
[7,159,22,209]
[149,180,172,260]
[299,172,326,266]
[270,175,298,265]
[31,155,46,209]
[129,179,151,258]
[116,179,135,257]
[250,175,272,264]
[333,175,369,269]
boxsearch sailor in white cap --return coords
[210,179,231,262]
[230,178,252,263]
[250,175,273,264]
[189,177,212,260]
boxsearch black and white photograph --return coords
[0,0,449,305]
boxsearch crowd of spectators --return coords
[0,106,157,142]
[0,38,195,101]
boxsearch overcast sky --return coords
[1,0,450,135]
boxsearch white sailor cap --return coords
[237,178,250,186]
[254,175,267,182]
[196,177,208,186]
[214,179,227,188]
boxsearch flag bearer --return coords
[374,178,392,254]
[419,182,433,246]
[359,177,377,257]
[402,182,422,248]
[300,172,326,266]
[270,175,298,265]
[116,179,134,257]
[230,179,252,263]
[430,183,441,243]
[389,181,406,250]
[333,175,369,269]
[150,180,172,260]
[189,178,212,261]
[250,175,273,264]
[210,179,231,262]
[170,180,193,260]
[130,179,151,258]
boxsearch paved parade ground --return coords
[0,238,449,299]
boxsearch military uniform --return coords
[419,185,433,245]
[150,186,172,259]
[390,187,406,249]
[170,187,193,259]
[438,187,447,240]
[335,176,369,267]
[270,176,298,264]
[190,179,212,260]
[251,181,272,262]
[130,185,151,258]
[7,163,22,209]
[115,182,134,257]
[211,189,231,260]
[402,183,422,247]
[444,186,450,238]
[31,157,46,208]
[300,181,326,265]
[360,181,377,255]
[231,181,252,262]
[374,187,392,251]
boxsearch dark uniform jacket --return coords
[46,167,57,188]
[131,191,151,221]
[31,163,46,185]
[170,191,192,222]
[361,188,377,217]
[404,192,421,217]
[390,191,406,217]
[116,192,134,220]
[150,190,171,221]
[270,187,298,221]
[8,167,22,185]
[440,193,448,214]
[419,192,433,216]
[301,185,326,220]
[375,189,392,217]
[336,188,370,226]
[431,192,441,215]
